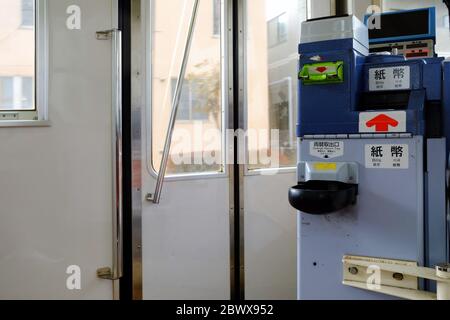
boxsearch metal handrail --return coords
[148,0,200,204]
[96,29,123,281]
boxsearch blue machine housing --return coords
[360,57,444,136]
[297,41,445,138]
[294,12,450,300]
[443,61,450,156]
[298,38,366,136]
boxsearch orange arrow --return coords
[366,114,399,132]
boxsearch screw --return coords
[393,273,404,281]
[349,267,359,275]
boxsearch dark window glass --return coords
[368,9,430,40]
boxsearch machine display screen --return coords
[368,9,430,40]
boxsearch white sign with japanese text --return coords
[369,66,411,91]
[310,141,344,159]
[365,144,409,169]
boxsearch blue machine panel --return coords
[298,51,444,137]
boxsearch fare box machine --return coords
[289,8,450,300]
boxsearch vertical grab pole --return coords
[112,29,123,280]
[148,0,200,204]
[96,29,123,281]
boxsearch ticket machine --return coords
[289,9,450,300]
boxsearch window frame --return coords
[145,0,229,181]
[0,0,49,127]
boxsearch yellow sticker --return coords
[314,162,337,171]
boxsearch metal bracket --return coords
[343,255,450,300]
[97,267,121,281]
[96,29,116,40]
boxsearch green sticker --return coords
[299,61,344,85]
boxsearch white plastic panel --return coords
[300,15,369,48]
[142,178,230,300]
[244,172,297,300]
[0,0,114,299]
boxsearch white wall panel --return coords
[0,0,114,299]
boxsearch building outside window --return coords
[269,77,293,150]
[213,0,221,36]
[0,78,14,109]
[268,13,288,47]
[0,77,33,110]
[0,0,36,112]
[21,0,34,27]
[171,78,210,121]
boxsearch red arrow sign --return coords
[366,114,399,132]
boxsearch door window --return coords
[150,0,225,176]
[245,0,307,170]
